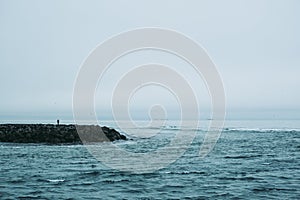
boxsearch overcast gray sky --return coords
[0,0,299,120]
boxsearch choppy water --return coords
[0,120,299,199]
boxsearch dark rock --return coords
[0,124,126,144]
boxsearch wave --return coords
[252,187,297,192]
[47,179,65,183]
[224,154,263,159]
[223,128,300,133]
[163,171,207,175]
[217,176,262,181]
[101,179,130,184]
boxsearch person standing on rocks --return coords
[57,119,59,126]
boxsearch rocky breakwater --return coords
[0,124,126,144]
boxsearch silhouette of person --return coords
[57,119,59,125]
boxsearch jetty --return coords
[0,124,126,144]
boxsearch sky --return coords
[0,0,299,121]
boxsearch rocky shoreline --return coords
[0,124,126,144]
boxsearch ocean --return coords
[0,120,299,199]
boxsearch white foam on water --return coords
[47,179,65,183]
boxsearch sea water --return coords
[0,120,299,199]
